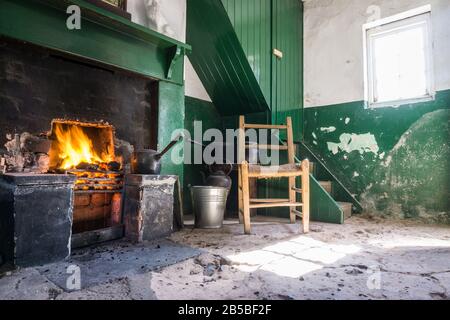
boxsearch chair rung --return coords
[292,187,303,193]
[250,198,289,203]
[249,202,303,209]
[244,124,288,130]
[292,209,303,217]
[246,144,288,151]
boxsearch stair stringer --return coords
[186,0,270,116]
[310,174,344,224]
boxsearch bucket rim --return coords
[190,185,228,191]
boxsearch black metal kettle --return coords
[131,134,183,175]
[202,164,233,190]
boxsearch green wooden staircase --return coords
[186,0,354,224]
[186,0,269,116]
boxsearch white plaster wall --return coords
[127,0,186,42]
[126,0,211,101]
[184,57,212,102]
[303,0,450,108]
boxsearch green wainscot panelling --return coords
[304,89,450,224]
[222,0,272,105]
[271,0,303,141]
[221,0,304,140]
[187,0,269,116]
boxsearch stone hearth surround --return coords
[0,0,190,272]
[0,173,179,271]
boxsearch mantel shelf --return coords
[40,0,191,52]
[0,0,191,84]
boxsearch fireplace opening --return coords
[0,39,160,250]
[48,120,124,235]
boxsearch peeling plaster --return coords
[320,126,336,133]
[327,133,380,155]
[360,110,450,223]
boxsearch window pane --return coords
[373,31,401,102]
[372,22,428,103]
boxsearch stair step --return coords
[319,181,332,194]
[337,202,353,220]
[309,161,315,175]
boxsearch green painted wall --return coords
[222,0,272,105]
[265,0,304,217]
[222,0,303,140]
[304,90,450,224]
[186,0,269,116]
[219,0,304,219]
[183,96,223,212]
[187,0,309,220]
[157,81,186,182]
[271,0,303,141]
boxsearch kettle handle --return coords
[208,161,233,176]
[224,162,233,176]
[156,133,183,159]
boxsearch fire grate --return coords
[65,169,124,192]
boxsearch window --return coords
[364,6,434,108]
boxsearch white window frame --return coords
[363,5,435,109]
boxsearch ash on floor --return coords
[0,216,449,300]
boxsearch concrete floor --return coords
[0,215,449,300]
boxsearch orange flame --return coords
[54,124,113,170]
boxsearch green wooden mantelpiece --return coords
[0,0,191,85]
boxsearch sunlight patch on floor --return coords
[226,235,362,278]
[367,236,450,249]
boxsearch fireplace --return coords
[0,39,160,252]
[0,0,188,271]
[48,120,124,236]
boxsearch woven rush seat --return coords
[248,163,302,175]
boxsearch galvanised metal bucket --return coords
[191,186,229,229]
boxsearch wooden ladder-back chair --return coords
[238,116,310,235]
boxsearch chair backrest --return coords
[238,116,295,166]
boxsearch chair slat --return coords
[249,202,304,209]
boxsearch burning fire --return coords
[53,123,113,170]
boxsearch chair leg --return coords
[238,168,243,224]
[241,162,251,234]
[301,160,310,233]
[289,176,296,224]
